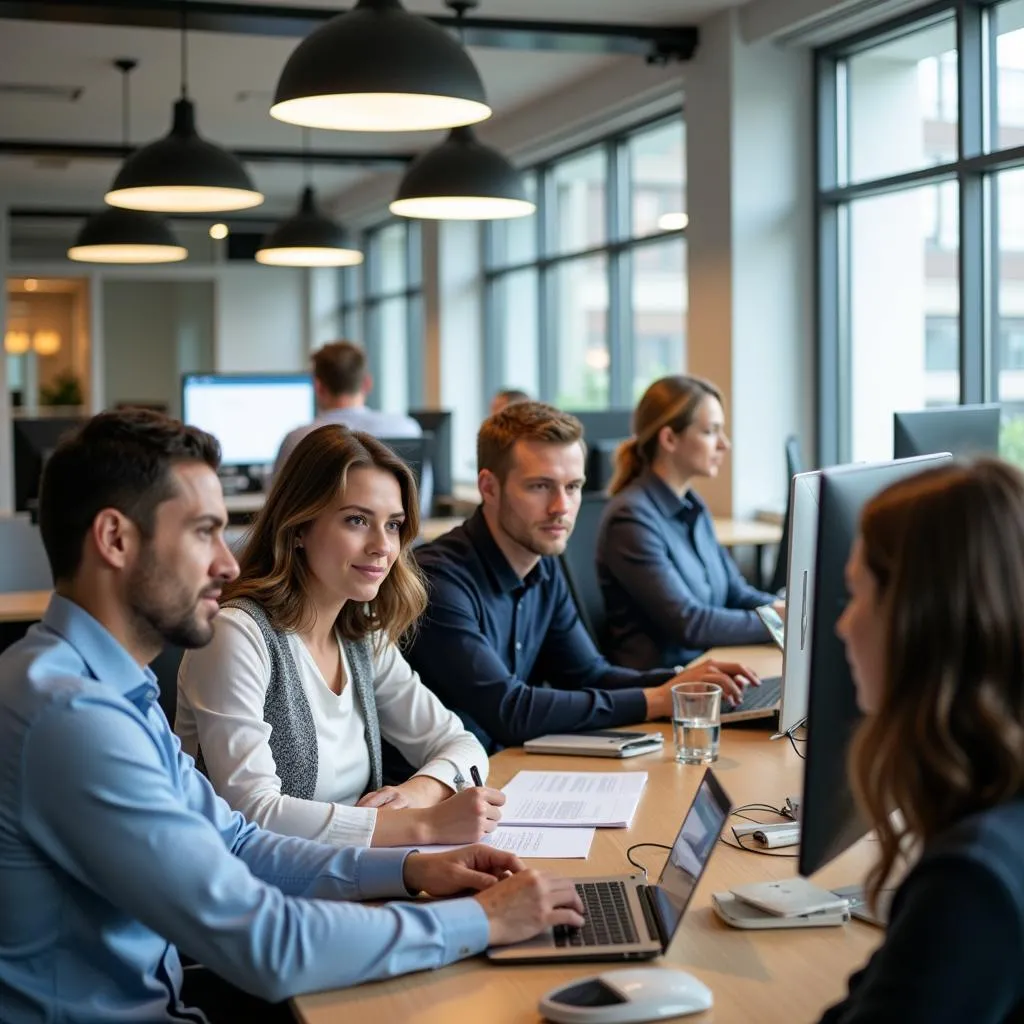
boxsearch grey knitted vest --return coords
[197,597,383,799]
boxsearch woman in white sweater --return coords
[176,424,501,849]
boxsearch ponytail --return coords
[608,437,645,496]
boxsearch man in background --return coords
[273,340,430,510]
[489,388,531,418]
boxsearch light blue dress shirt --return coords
[0,595,488,1023]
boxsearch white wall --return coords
[102,280,216,416]
[214,266,308,372]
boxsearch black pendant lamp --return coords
[256,189,363,267]
[389,3,534,221]
[256,129,363,267]
[69,60,187,264]
[390,125,535,220]
[105,4,263,213]
[271,0,491,133]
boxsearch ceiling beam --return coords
[0,139,415,167]
[0,1,699,62]
[9,206,282,224]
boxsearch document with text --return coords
[499,770,648,827]
[413,826,595,859]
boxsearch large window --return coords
[355,221,423,415]
[484,115,686,410]
[817,2,1024,465]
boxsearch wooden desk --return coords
[418,517,464,544]
[712,518,783,591]
[293,647,881,1024]
[0,590,50,624]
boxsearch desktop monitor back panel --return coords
[892,403,1000,460]
[799,453,952,878]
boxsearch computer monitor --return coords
[569,410,633,446]
[892,403,1000,460]
[181,373,314,468]
[798,452,953,878]
[379,433,434,513]
[13,416,85,514]
[408,409,452,499]
[584,438,627,493]
[776,470,821,737]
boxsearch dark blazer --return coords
[818,799,1024,1024]
[597,470,776,670]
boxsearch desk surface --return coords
[293,645,879,1024]
[0,590,50,624]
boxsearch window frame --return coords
[483,111,686,410]
[814,0,1024,463]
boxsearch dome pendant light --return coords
[69,60,188,264]
[105,4,263,213]
[390,4,534,221]
[390,125,536,220]
[271,0,491,133]
[257,128,363,267]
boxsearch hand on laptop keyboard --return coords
[475,869,585,947]
[667,658,762,705]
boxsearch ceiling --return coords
[0,1,736,219]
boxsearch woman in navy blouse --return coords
[596,375,781,670]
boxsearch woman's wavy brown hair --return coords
[849,458,1024,909]
[609,375,722,495]
[223,425,426,647]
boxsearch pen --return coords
[470,764,484,788]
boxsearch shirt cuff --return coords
[354,847,414,900]
[324,804,378,849]
[413,762,461,793]
[424,897,491,962]
[609,687,651,725]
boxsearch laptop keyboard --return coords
[554,881,639,947]
[726,675,782,714]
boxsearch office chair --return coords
[767,435,805,594]
[150,645,185,730]
[560,494,610,651]
[0,518,52,592]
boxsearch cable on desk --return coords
[787,728,807,760]
[718,803,799,859]
[626,842,672,881]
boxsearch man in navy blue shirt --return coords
[0,410,582,1024]
[409,402,757,753]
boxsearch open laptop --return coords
[487,768,732,963]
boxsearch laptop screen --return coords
[648,770,731,942]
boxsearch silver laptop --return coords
[487,769,732,963]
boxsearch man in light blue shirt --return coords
[0,410,582,1023]
[272,341,431,511]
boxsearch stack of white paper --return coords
[414,826,595,859]
[499,770,647,828]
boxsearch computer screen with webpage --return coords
[182,374,314,467]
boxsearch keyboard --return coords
[725,675,782,714]
[553,881,639,947]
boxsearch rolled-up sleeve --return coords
[602,510,769,650]
[20,693,490,1003]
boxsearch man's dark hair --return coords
[38,409,221,583]
[311,340,367,397]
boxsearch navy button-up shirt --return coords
[409,510,673,752]
[596,471,776,670]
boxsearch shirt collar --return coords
[43,594,158,702]
[464,507,552,594]
[639,469,707,527]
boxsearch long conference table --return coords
[293,645,883,1024]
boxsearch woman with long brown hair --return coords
[175,425,501,849]
[822,458,1024,1022]
[596,375,781,672]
